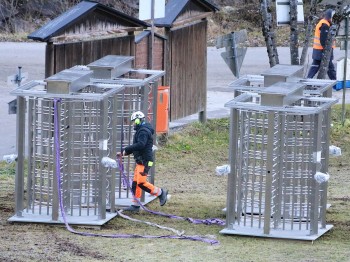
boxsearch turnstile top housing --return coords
[260,82,305,106]
[45,67,93,94]
[261,64,304,86]
[87,55,134,79]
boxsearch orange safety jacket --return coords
[312,18,336,50]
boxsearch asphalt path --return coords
[0,42,349,156]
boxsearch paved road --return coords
[0,43,349,156]
[172,46,349,126]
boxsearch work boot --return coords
[159,188,168,206]
[122,205,140,212]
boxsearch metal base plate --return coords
[8,209,118,227]
[220,224,333,241]
[8,194,157,226]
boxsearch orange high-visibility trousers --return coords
[131,164,161,205]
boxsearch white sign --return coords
[139,0,165,21]
[276,0,304,26]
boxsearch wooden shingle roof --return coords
[154,0,219,28]
[28,0,150,42]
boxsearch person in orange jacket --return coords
[307,9,336,80]
[118,111,168,212]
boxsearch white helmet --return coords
[131,111,145,122]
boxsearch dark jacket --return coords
[124,122,154,164]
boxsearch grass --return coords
[0,107,349,262]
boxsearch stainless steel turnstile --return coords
[9,67,123,225]
[9,57,164,226]
[221,80,337,240]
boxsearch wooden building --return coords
[28,0,149,78]
[154,0,218,121]
[27,0,218,123]
[135,30,167,71]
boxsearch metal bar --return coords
[52,99,59,221]
[320,109,330,228]
[150,81,158,185]
[38,100,45,215]
[15,96,26,217]
[226,108,239,228]
[77,102,83,216]
[140,84,149,203]
[109,95,119,212]
[87,102,93,216]
[236,110,245,225]
[98,98,108,220]
[231,32,240,78]
[93,102,99,215]
[31,99,38,214]
[66,101,73,215]
[69,102,75,216]
[258,113,266,228]
[299,114,307,230]
[117,91,125,199]
[26,98,34,212]
[126,89,133,199]
[263,111,275,235]
[291,115,298,230]
[150,0,155,69]
[251,112,259,227]
[310,113,322,235]
[243,112,251,226]
[342,16,348,126]
[275,113,284,229]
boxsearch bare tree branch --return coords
[300,0,318,65]
[290,0,300,65]
[260,0,279,67]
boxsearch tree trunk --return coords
[290,0,299,65]
[300,0,318,65]
[260,0,279,67]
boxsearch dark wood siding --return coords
[46,36,135,77]
[168,20,207,120]
[135,36,165,71]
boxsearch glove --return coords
[116,151,126,158]
[139,172,148,176]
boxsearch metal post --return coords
[140,84,150,203]
[342,16,348,126]
[310,113,322,235]
[150,81,158,184]
[26,98,34,212]
[226,108,239,228]
[264,111,275,235]
[98,99,108,220]
[15,96,25,217]
[52,100,59,221]
[17,66,22,87]
[231,32,240,78]
[150,0,155,69]
[320,108,331,228]
[110,95,119,213]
